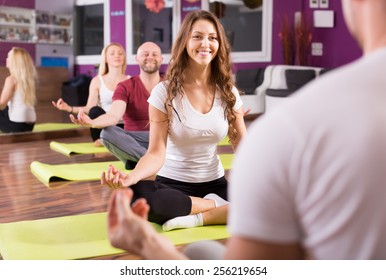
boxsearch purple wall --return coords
[301,0,361,68]
[236,0,362,71]
[108,0,145,76]
[74,64,97,77]
[2,0,34,9]
[109,0,126,48]
[181,0,201,20]
[0,42,36,66]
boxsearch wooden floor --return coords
[0,133,133,259]
[0,118,244,260]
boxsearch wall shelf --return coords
[0,6,72,45]
[0,22,32,27]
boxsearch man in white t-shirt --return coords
[98,0,386,260]
[226,0,386,259]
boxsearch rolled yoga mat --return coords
[0,212,229,260]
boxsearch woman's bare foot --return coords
[94,139,104,147]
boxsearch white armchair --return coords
[236,65,328,116]
[235,68,265,116]
[259,65,324,114]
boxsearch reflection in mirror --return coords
[1,64,73,140]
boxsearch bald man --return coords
[71,42,163,169]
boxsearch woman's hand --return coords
[52,98,71,112]
[69,109,93,127]
[101,164,135,189]
[242,107,251,116]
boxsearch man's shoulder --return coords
[117,75,140,88]
[122,75,139,83]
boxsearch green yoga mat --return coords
[219,153,234,170]
[50,141,109,156]
[1,123,79,135]
[31,154,234,186]
[218,136,231,146]
[33,123,79,132]
[30,160,126,186]
[50,138,231,157]
[0,212,229,260]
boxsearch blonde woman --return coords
[52,42,130,146]
[0,47,37,133]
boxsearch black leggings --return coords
[0,107,34,133]
[88,106,123,141]
[131,175,228,224]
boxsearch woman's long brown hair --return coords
[164,10,237,142]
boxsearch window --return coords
[203,0,272,62]
[76,0,272,65]
[126,0,178,64]
[75,4,104,55]
[75,0,109,65]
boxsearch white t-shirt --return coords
[228,47,386,259]
[148,81,243,182]
[8,90,36,123]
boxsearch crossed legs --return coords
[101,126,149,169]
[130,177,229,231]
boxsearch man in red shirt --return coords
[71,42,163,169]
